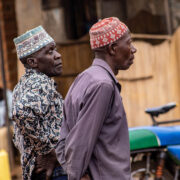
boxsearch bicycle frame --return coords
[131,102,180,180]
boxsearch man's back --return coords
[12,69,63,179]
[60,59,131,180]
[56,17,136,180]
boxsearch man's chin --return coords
[49,70,62,77]
[119,66,131,70]
[54,72,62,76]
[125,62,133,70]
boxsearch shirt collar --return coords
[25,68,44,76]
[25,68,57,87]
[92,58,121,92]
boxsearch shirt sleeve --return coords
[14,80,63,154]
[64,82,114,180]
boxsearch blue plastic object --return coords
[130,126,180,146]
[168,145,180,164]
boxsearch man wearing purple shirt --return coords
[56,17,137,180]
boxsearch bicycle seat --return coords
[145,102,176,116]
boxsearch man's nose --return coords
[55,51,61,59]
[131,45,137,54]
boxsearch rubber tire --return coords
[131,160,173,180]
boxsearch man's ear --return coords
[26,57,38,68]
[107,43,116,56]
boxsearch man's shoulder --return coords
[83,65,114,84]
[71,66,114,92]
[13,72,54,99]
[18,72,52,89]
[29,72,51,84]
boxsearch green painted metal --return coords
[129,129,159,151]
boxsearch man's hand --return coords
[35,149,59,180]
[80,174,91,180]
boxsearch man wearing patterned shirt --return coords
[12,26,67,180]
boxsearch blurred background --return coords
[1,0,180,179]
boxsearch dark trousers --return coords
[32,166,67,180]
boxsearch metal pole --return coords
[0,19,14,170]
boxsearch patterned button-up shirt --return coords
[12,68,63,180]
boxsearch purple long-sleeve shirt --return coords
[56,58,131,180]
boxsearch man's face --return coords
[112,31,136,74]
[35,42,62,77]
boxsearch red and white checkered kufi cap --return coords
[89,17,128,49]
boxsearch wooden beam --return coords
[117,75,153,82]
[131,33,171,40]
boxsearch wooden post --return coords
[164,0,172,35]
[121,0,127,21]
[0,19,14,170]
[96,0,103,19]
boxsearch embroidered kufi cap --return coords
[13,26,54,59]
[89,17,128,49]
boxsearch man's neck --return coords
[95,54,116,75]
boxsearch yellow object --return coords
[0,150,11,180]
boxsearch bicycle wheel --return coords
[131,160,173,180]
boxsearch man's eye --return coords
[48,50,53,54]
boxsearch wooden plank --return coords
[57,43,92,76]
[118,36,180,127]
[55,76,76,98]
[56,33,172,45]
[131,33,171,40]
